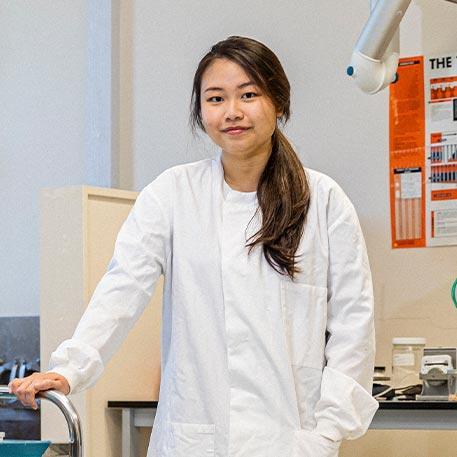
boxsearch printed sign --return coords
[390,54,457,248]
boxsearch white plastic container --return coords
[391,337,426,387]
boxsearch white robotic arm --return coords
[348,0,457,94]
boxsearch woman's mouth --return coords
[223,127,251,135]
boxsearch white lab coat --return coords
[49,154,379,457]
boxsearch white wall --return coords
[125,0,378,189]
[375,0,457,367]
[2,1,457,373]
[124,0,457,369]
[0,2,88,317]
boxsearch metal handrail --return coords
[0,385,83,457]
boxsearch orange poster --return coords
[389,57,426,248]
[389,54,457,248]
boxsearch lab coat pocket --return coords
[292,365,322,429]
[293,429,340,457]
[281,281,327,369]
[169,422,215,456]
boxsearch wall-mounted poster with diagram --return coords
[390,53,457,248]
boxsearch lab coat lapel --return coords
[210,152,224,266]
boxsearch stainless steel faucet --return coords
[0,385,83,457]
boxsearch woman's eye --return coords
[208,96,223,102]
[242,92,258,99]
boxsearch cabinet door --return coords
[85,191,162,457]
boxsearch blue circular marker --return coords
[346,66,354,76]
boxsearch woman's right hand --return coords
[8,372,70,410]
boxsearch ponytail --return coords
[246,128,310,279]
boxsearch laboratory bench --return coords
[107,399,457,457]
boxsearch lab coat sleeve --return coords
[314,182,379,443]
[48,174,172,394]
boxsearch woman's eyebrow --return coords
[203,81,257,93]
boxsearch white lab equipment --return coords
[348,0,457,94]
[417,348,457,401]
[391,337,426,387]
[447,369,457,401]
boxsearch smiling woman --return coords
[10,36,378,457]
[190,36,310,278]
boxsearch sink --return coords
[0,440,51,457]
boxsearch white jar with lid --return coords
[391,337,426,387]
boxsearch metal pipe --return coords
[347,0,411,93]
[0,386,83,457]
[375,0,400,60]
[349,0,457,94]
[355,0,412,60]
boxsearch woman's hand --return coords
[8,372,70,410]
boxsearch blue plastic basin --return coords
[0,440,51,457]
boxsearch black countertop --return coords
[108,401,158,408]
[107,400,457,410]
[377,400,457,409]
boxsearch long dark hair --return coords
[190,36,310,279]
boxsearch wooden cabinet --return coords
[40,186,162,456]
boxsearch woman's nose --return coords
[225,100,244,121]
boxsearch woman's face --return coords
[200,58,280,160]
